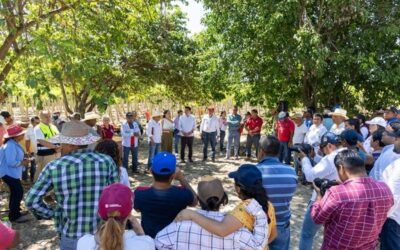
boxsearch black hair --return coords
[389,122,400,137]
[199,193,229,211]
[334,149,365,174]
[246,111,251,116]
[1,111,11,119]
[313,113,324,121]
[163,110,170,118]
[356,114,366,125]
[152,171,174,183]
[177,110,183,114]
[184,106,191,111]
[345,118,361,134]
[259,135,280,156]
[251,109,258,114]
[372,128,385,148]
[220,111,226,116]
[95,139,122,167]
[235,179,271,224]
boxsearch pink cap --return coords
[98,183,132,221]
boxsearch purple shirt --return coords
[311,177,393,250]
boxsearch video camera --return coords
[313,178,339,196]
[290,143,313,155]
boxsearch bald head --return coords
[258,135,280,160]
[39,111,51,124]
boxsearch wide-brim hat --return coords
[330,108,348,119]
[4,124,26,139]
[81,112,100,122]
[49,121,100,145]
[152,111,162,118]
[292,112,303,119]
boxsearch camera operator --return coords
[311,150,393,250]
[297,132,343,250]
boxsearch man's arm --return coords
[146,123,155,144]
[311,190,339,224]
[174,168,198,207]
[300,156,331,182]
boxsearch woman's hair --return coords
[235,179,271,223]
[199,193,229,211]
[356,114,366,125]
[346,118,361,134]
[163,110,170,118]
[96,211,124,250]
[372,127,386,148]
[95,139,122,167]
[313,113,323,121]
[220,111,226,116]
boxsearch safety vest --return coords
[38,123,58,139]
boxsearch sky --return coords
[176,0,206,34]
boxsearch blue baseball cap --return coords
[151,152,176,175]
[228,164,262,188]
[320,132,341,147]
[340,129,363,146]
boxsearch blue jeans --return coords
[279,141,290,164]
[219,130,226,151]
[202,131,217,160]
[123,146,139,171]
[246,134,261,158]
[380,218,400,250]
[299,201,322,250]
[147,143,160,169]
[22,157,36,182]
[173,129,180,154]
[269,223,290,250]
[60,235,78,250]
[226,130,240,158]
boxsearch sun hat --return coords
[152,111,162,118]
[151,152,176,175]
[197,176,225,204]
[228,164,262,188]
[98,183,133,221]
[330,108,348,119]
[292,112,303,119]
[49,121,100,145]
[366,117,387,128]
[4,124,25,139]
[81,112,100,122]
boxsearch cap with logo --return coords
[98,183,133,221]
[320,132,341,148]
[151,152,176,175]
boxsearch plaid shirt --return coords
[155,200,268,250]
[311,177,394,250]
[25,149,118,239]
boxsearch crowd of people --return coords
[0,104,399,250]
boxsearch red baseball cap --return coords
[98,183,132,221]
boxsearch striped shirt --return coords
[257,157,297,227]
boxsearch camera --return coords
[290,143,313,155]
[313,178,338,196]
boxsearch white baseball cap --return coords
[366,117,387,128]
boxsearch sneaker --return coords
[12,214,30,223]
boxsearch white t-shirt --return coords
[120,167,130,188]
[146,119,162,143]
[24,125,37,153]
[293,123,308,144]
[77,231,155,250]
[382,158,400,225]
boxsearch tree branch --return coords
[58,77,73,114]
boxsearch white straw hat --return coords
[49,121,100,145]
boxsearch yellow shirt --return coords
[229,200,277,250]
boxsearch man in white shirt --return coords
[121,112,141,173]
[200,107,220,162]
[22,116,40,183]
[329,108,347,135]
[298,132,343,250]
[381,155,400,250]
[292,112,309,145]
[179,106,196,163]
[147,112,162,170]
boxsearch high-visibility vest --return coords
[38,123,58,139]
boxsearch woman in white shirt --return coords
[77,183,155,250]
[95,139,130,188]
[304,113,328,152]
[161,110,174,153]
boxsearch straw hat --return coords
[292,112,303,119]
[49,121,100,145]
[152,111,162,118]
[4,124,25,139]
[330,108,348,119]
[81,112,100,122]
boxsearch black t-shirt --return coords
[134,186,194,238]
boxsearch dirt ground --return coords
[0,135,323,250]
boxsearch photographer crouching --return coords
[297,132,344,250]
[311,150,393,250]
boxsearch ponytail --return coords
[97,217,124,250]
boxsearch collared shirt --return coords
[363,135,373,154]
[219,117,227,132]
[174,116,181,130]
[24,125,37,153]
[322,118,333,131]
[179,114,196,137]
[227,114,242,133]
[0,139,25,179]
[330,122,345,135]
[304,124,327,147]
[200,114,220,135]
[382,158,400,225]
[276,119,295,142]
[246,116,263,134]
[301,148,344,201]
[25,149,118,239]
[257,157,297,226]
[155,201,268,250]
[303,119,312,129]
[311,177,393,250]
[146,119,162,143]
[369,144,400,181]
[121,121,141,147]
[387,117,398,125]
[293,123,309,144]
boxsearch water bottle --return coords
[2,216,12,228]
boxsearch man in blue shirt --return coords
[257,135,297,250]
[384,106,399,125]
[226,106,242,159]
[134,152,198,238]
